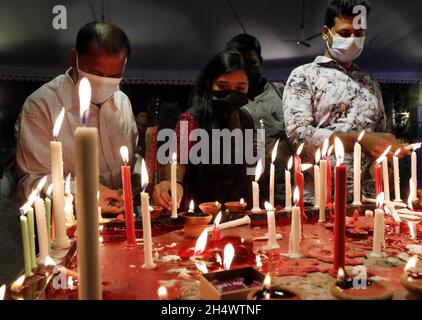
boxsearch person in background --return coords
[283,0,410,201]
[135,110,149,158]
[15,22,138,214]
[225,34,291,206]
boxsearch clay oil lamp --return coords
[224,198,247,214]
[400,256,422,297]
[199,201,222,216]
[180,200,212,238]
[330,268,393,300]
[247,274,302,300]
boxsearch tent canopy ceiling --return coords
[0,0,421,82]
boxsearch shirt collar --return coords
[314,55,362,73]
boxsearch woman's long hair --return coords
[188,50,246,132]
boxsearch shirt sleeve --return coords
[283,66,333,157]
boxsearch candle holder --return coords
[179,212,212,238]
[199,202,222,216]
[224,201,247,214]
[330,277,393,300]
[247,285,302,300]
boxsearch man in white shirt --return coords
[16,22,138,214]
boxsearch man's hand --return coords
[153,181,183,211]
[99,185,124,215]
[360,132,410,161]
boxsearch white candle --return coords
[269,140,280,207]
[314,148,321,208]
[64,173,75,224]
[141,159,156,269]
[285,156,293,210]
[206,215,251,233]
[75,78,102,300]
[411,145,420,201]
[393,149,402,202]
[382,155,391,203]
[264,202,279,249]
[371,193,385,258]
[50,107,70,249]
[170,152,178,218]
[319,159,327,222]
[34,177,49,264]
[353,131,364,205]
[288,187,302,258]
[252,159,262,212]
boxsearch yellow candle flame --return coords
[263,273,271,289]
[194,229,208,256]
[322,138,329,157]
[11,275,25,292]
[271,139,280,163]
[315,148,321,165]
[296,143,304,156]
[36,176,48,194]
[223,243,235,270]
[327,145,334,157]
[287,156,293,170]
[301,164,313,172]
[78,78,91,123]
[46,184,53,197]
[195,261,209,273]
[255,159,262,182]
[264,201,273,211]
[172,152,177,163]
[337,268,345,281]
[240,198,245,205]
[52,107,65,138]
[334,137,344,166]
[394,148,401,157]
[376,192,385,209]
[120,146,129,164]
[157,286,168,300]
[357,130,365,143]
[141,159,149,188]
[376,145,392,164]
[0,284,5,300]
[189,200,194,212]
[64,174,71,195]
[293,187,300,205]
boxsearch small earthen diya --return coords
[225,200,247,214]
[199,202,222,216]
[400,256,422,296]
[179,211,212,238]
[247,286,302,300]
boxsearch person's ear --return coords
[322,26,330,42]
[259,56,264,67]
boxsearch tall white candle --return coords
[205,215,251,233]
[285,156,293,210]
[382,155,390,203]
[319,159,327,222]
[393,149,402,202]
[353,131,364,205]
[50,107,70,249]
[314,148,321,208]
[34,177,49,264]
[141,159,156,269]
[64,173,75,224]
[288,187,302,258]
[252,159,262,212]
[371,193,385,258]
[269,140,280,208]
[264,202,279,249]
[411,145,420,201]
[75,78,102,300]
[170,153,178,218]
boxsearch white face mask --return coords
[326,29,365,64]
[76,55,122,105]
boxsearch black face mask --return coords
[211,90,249,113]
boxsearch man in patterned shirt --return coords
[283,0,410,201]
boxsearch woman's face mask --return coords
[211,90,249,113]
[326,29,365,64]
[76,55,122,105]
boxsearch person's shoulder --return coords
[25,74,66,104]
[114,89,132,107]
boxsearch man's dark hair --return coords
[76,22,131,58]
[325,0,371,28]
[225,34,262,58]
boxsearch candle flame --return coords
[214,211,222,226]
[223,243,235,270]
[408,221,416,240]
[194,229,208,256]
[315,148,321,165]
[408,178,415,210]
[215,201,220,207]
[36,176,47,193]
[78,78,91,123]
[172,152,177,163]
[296,143,304,156]
[293,186,300,205]
[0,284,5,300]
[327,145,334,157]
[10,275,25,292]
[240,198,245,205]
[255,159,262,182]
[414,143,422,151]
[287,156,293,170]
[141,159,149,188]
[405,256,418,273]
[264,201,273,211]
[385,205,401,223]
[301,163,313,172]
[188,200,194,213]
[52,107,65,138]
[337,268,345,281]
[20,190,37,214]
[322,138,329,157]
[357,130,365,143]
[334,137,344,166]
[394,148,401,157]
[216,252,223,265]
[157,286,168,300]
[376,192,385,209]
[271,139,280,163]
[195,261,208,273]
[256,255,262,268]
[376,145,392,164]
[65,173,71,195]
[260,119,264,127]
[263,273,271,289]
[120,146,129,164]
[46,184,53,197]
[44,255,56,266]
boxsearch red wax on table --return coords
[326,157,332,205]
[121,165,136,247]
[374,163,383,196]
[332,164,347,276]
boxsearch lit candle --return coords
[326,145,334,205]
[332,138,346,275]
[411,143,421,201]
[157,286,168,300]
[264,202,279,249]
[120,146,136,247]
[371,192,385,258]
[319,139,329,222]
[19,197,36,277]
[382,146,392,203]
[288,187,302,258]
[214,211,222,242]
[314,148,321,208]
[140,159,156,269]
[205,215,251,233]
[171,152,178,219]
[269,139,280,207]
[223,243,235,270]
[393,149,402,202]
[75,78,102,300]
[64,173,75,225]
[45,184,53,246]
[285,156,293,210]
[194,229,208,256]
[353,131,365,205]
[374,147,390,197]
[252,159,262,212]
[50,107,71,249]
[34,176,49,265]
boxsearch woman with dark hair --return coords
[153,50,255,211]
